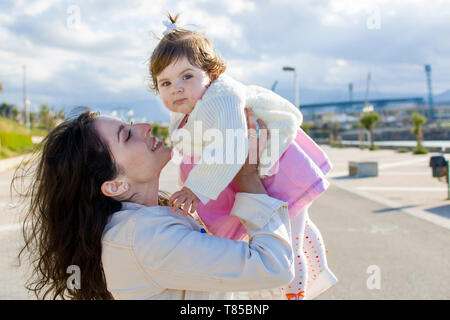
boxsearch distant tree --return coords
[0,102,16,118]
[411,112,428,154]
[39,104,48,128]
[151,123,169,145]
[359,112,380,150]
[11,108,19,120]
[57,108,66,120]
[1,103,9,117]
[300,122,313,134]
[39,104,57,130]
[331,121,340,147]
[53,108,66,127]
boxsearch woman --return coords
[16,108,294,300]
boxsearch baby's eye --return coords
[183,74,193,80]
[161,81,171,87]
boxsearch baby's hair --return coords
[149,12,226,92]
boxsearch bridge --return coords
[300,97,426,111]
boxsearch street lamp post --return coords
[282,66,299,107]
[22,65,30,131]
[25,99,30,131]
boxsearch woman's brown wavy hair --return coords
[149,12,226,92]
[14,109,169,299]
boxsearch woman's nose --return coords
[137,123,152,138]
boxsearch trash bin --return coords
[429,156,448,178]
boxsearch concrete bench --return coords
[349,161,378,178]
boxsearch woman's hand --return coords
[233,107,269,194]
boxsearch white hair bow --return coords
[162,19,177,36]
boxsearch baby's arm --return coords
[169,108,268,218]
[183,97,249,201]
[169,100,246,215]
[168,186,201,216]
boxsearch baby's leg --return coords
[303,214,338,300]
[282,206,308,300]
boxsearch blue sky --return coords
[0,0,449,123]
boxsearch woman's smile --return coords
[151,138,162,151]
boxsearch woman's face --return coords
[94,116,172,184]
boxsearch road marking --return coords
[329,157,431,178]
[379,172,429,176]
[330,180,450,230]
[378,157,428,169]
[329,171,350,178]
[356,187,448,192]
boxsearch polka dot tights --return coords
[282,205,338,300]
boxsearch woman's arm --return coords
[233,107,268,195]
[132,192,294,292]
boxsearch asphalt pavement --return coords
[311,184,450,299]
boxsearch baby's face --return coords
[156,56,211,115]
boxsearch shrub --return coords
[0,131,33,150]
[151,124,169,145]
[413,145,429,154]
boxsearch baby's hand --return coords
[169,186,200,216]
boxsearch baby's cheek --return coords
[161,97,171,109]
[158,92,170,108]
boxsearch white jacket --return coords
[169,74,303,201]
[101,193,294,300]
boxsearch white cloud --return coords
[173,2,245,47]
[224,0,256,14]
[320,12,347,27]
[18,0,59,16]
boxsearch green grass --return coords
[0,116,45,159]
[0,116,48,136]
[0,144,37,160]
[0,131,32,149]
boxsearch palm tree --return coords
[411,112,428,154]
[300,122,313,135]
[359,112,380,150]
[331,121,340,147]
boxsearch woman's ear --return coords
[101,179,129,198]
